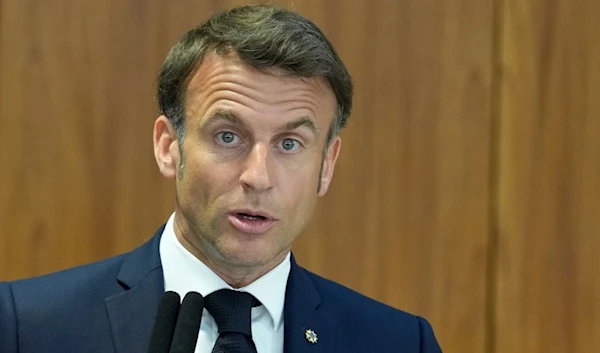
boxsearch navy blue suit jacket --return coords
[0,226,442,352]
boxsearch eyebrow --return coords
[201,110,245,128]
[279,117,320,138]
[202,110,320,138]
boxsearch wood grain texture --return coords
[0,0,177,278]
[0,1,493,352]
[292,1,493,352]
[496,0,600,351]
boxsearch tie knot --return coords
[204,289,260,336]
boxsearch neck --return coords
[172,212,289,288]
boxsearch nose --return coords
[239,143,273,192]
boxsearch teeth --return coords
[239,213,265,221]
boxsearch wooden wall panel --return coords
[0,1,493,352]
[0,0,253,279]
[496,0,600,352]
[294,1,493,352]
[0,0,176,279]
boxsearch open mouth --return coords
[236,212,268,221]
[228,211,276,234]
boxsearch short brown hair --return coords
[157,4,353,146]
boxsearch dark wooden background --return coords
[1,1,598,352]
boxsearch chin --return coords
[219,251,272,268]
[215,242,275,268]
[211,228,291,269]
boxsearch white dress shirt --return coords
[159,212,290,353]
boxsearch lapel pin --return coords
[305,329,318,344]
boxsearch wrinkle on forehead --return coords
[184,53,335,124]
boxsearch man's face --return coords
[155,53,341,271]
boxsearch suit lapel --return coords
[103,229,339,353]
[284,255,337,353]
[105,226,165,353]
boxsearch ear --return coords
[318,136,342,197]
[153,115,181,179]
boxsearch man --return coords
[0,5,442,353]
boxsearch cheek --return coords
[278,161,320,207]
[178,148,225,201]
[184,158,234,197]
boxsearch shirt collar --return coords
[160,212,290,331]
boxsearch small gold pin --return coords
[305,329,318,344]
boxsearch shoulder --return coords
[10,252,128,301]
[8,225,164,305]
[2,229,164,352]
[302,269,442,352]
[306,268,416,322]
[0,254,131,352]
[7,252,132,330]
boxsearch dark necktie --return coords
[204,289,261,353]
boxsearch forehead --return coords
[184,52,336,125]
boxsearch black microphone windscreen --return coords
[148,291,181,353]
[169,291,204,353]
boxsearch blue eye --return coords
[216,131,240,146]
[280,138,300,152]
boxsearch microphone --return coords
[169,291,204,353]
[148,291,181,353]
